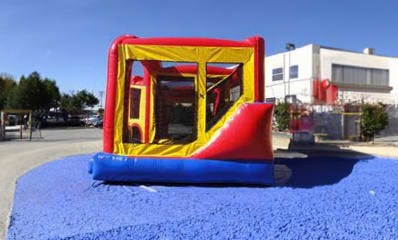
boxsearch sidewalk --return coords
[273,132,398,159]
[0,128,102,240]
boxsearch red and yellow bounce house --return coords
[89,35,274,184]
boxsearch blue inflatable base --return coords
[89,152,274,185]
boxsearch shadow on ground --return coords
[274,143,374,188]
[97,143,374,190]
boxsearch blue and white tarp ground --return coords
[7,154,398,240]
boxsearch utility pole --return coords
[99,91,104,108]
[285,43,296,102]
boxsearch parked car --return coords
[68,116,85,126]
[91,117,103,128]
[84,115,103,128]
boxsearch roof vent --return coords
[363,48,374,55]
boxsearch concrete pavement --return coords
[0,128,102,240]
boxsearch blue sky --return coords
[1,0,398,95]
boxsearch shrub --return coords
[361,103,389,141]
[273,102,290,131]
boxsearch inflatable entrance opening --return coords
[89,36,274,185]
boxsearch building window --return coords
[289,65,298,79]
[272,67,283,81]
[332,64,389,86]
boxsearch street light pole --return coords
[285,43,295,102]
[99,91,104,108]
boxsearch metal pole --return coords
[283,53,286,99]
[0,111,3,141]
[99,91,104,108]
[29,111,32,141]
[285,43,296,102]
[288,50,291,96]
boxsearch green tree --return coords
[274,102,290,131]
[6,72,60,111]
[60,90,99,112]
[0,73,17,110]
[361,103,389,141]
[74,90,99,109]
[59,93,75,112]
[98,108,104,116]
[42,79,61,109]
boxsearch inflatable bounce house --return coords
[89,35,274,185]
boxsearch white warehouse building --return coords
[265,44,398,105]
